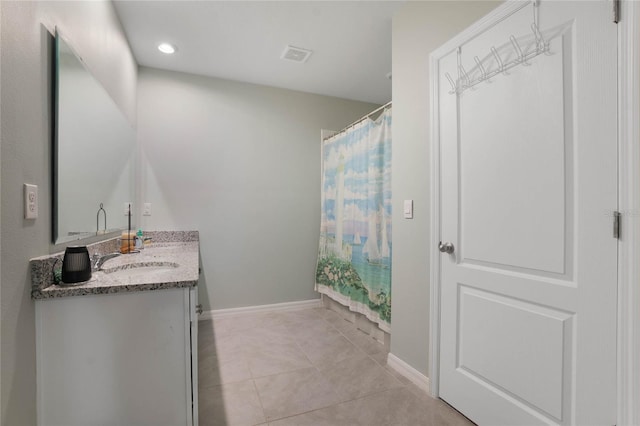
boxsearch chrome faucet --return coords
[91,252,121,271]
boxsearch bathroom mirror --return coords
[53,31,135,244]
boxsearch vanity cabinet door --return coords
[36,288,194,426]
[189,286,199,426]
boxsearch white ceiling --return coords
[113,1,404,105]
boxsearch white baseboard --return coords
[387,353,431,395]
[199,299,322,321]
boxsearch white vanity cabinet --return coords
[35,286,199,426]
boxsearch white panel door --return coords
[435,1,617,425]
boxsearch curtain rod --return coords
[323,101,392,141]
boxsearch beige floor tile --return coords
[254,367,344,421]
[200,352,253,388]
[296,320,340,338]
[246,341,313,378]
[207,332,251,363]
[384,366,413,386]
[401,377,433,399]
[199,319,215,333]
[339,326,368,342]
[199,380,266,426]
[198,322,216,348]
[285,317,341,341]
[341,328,386,355]
[269,387,466,426]
[277,309,323,325]
[317,354,403,401]
[313,307,338,319]
[431,400,476,426]
[213,313,285,336]
[318,308,348,322]
[319,310,359,334]
[332,320,360,334]
[267,408,346,426]
[243,323,298,348]
[199,308,474,426]
[297,333,365,366]
[324,312,355,329]
[368,351,389,366]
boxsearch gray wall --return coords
[0,1,136,423]
[136,67,380,311]
[390,1,500,376]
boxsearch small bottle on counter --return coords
[135,229,144,250]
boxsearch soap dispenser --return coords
[135,229,144,250]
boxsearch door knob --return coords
[438,241,455,254]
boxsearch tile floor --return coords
[198,307,474,426]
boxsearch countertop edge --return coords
[32,280,198,300]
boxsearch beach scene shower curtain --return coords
[316,108,392,332]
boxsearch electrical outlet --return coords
[124,202,132,216]
[24,184,38,219]
[143,203,152,216]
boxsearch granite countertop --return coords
[31,232,199,300]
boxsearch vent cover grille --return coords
[281,45,312,63]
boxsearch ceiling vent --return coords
[281,45,312,63]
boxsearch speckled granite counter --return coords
[31,231,199,299]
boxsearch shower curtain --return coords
[315,108,392,332]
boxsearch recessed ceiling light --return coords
[158,43,176,54]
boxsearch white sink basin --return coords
[103,263,179,278]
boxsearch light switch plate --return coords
[24,183,38,219]
[143,203,152,216]
[403,199,413,219]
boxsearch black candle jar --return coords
[61,246,91,284]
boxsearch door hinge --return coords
[613,211,621,239]
[613,0,620,23]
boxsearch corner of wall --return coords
[389,0,502,378]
